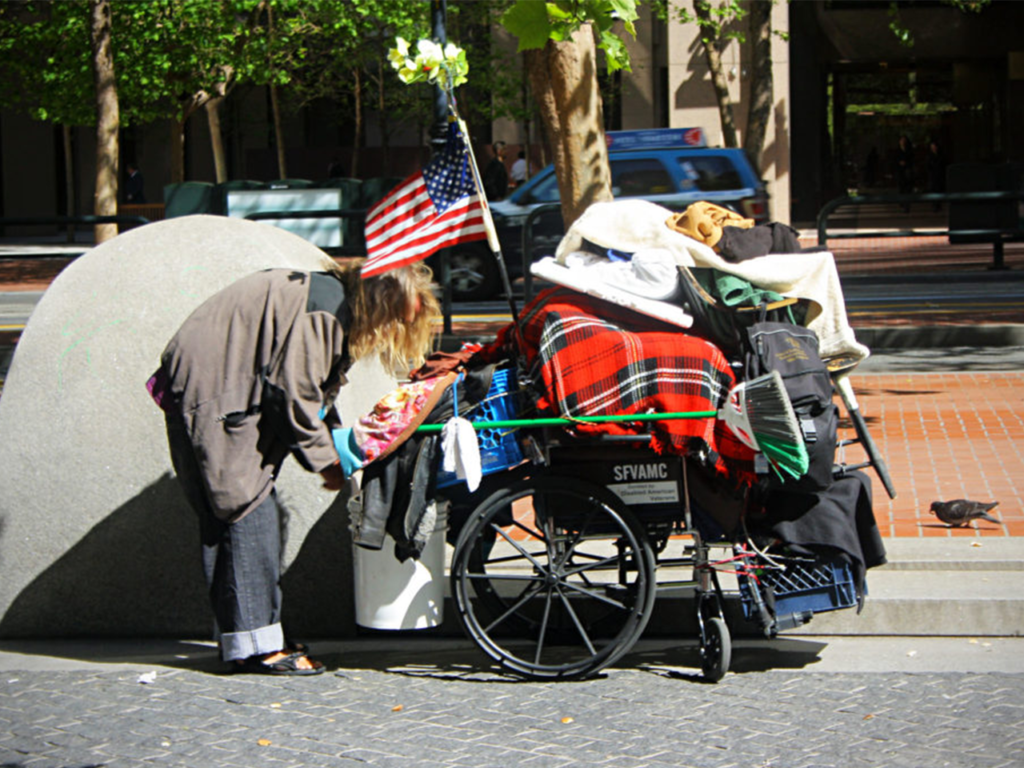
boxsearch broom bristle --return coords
[720,370,809,480]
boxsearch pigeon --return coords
[929,499,1002,527]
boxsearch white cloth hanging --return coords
[441,416,482,491]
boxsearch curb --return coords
[855,323,1024,350]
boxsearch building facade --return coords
[2,1,1022,235]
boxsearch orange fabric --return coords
[666,201,754,249]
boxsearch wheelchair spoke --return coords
[555,585,597,656]
[533,585,556,666]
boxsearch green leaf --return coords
[607,0,640,24]
[501,0,554,51]
[546,2,577,23]
[887,1,915,47]
[599,29,631,72]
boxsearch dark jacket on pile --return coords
[716,222,826,263]
[353,364,497,561]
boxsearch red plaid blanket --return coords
[485,288,755,484]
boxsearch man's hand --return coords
[320,460,346,491]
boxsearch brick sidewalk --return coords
[843,370,1024,538]
[0,255,74,292]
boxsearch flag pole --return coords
[445,92,528,357]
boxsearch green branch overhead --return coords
[501,0,639,72]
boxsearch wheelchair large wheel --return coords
[450,476,657,680]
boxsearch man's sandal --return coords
[234,651,325,676]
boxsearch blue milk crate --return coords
[740,556,857,622]
[436,367,524,489]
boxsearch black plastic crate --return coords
[740,555,857,621]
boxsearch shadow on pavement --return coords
[333,635,831,683]
[0,634,832,682]
[0,637,225,674]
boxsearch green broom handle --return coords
[416,410,718,432]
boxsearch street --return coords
[1,635,1022,768]
[0,290,43,328]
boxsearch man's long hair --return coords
[322,257,440,376]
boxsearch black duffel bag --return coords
[744,321,837,492]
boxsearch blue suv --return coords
[442,128,770,301]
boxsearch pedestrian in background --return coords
[927,140,946,212]
[510,150,527,188]
[148,259,439,675]
[896,135,914,211]
[124,162,145,204]
[482,141,509,202]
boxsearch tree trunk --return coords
[377,60,390,175]
[270,83,287,179]
[263,1,286,179]
[62,124,75,243]
[350,67,362,178]
[694,1,738,149]
[521,58,533,181]
[206,97,228,183]
[524,26,611,229]
[88,0,119,244]
[744,0,773,173]
[170,118,185,183]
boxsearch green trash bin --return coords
[267,178,314,189]
[360,176,404,210]
[163,182,214,218]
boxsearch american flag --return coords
[361,121,488,278]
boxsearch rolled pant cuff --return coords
[220,622,285,662]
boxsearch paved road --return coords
[2,636,1023,768]
[0,290,42,328]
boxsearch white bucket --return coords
[352,505,447,630]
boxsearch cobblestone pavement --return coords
[2,659,1022,768]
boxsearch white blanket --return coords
[531,255,694,329]
[554,200,869,363]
